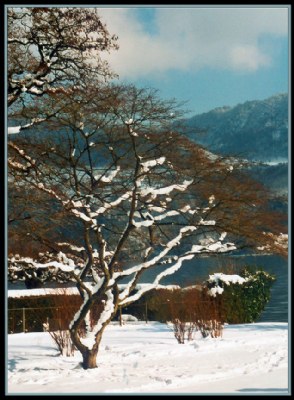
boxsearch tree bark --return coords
[79,330,105,369]
[81,347,99,369]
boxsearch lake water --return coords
[140,254,289,323]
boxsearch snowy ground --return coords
[7,322,289,395]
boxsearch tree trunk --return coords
[80,331,104,369]
[81,348,99,369]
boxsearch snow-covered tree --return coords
[7,7,287,369]
[8,84,287,369]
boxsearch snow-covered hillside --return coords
[183,93,288,163]
[7,322,288,394]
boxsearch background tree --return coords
[8,83,287,369]
[8,7,118,133]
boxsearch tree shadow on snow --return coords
[227,323,288,332]
[238,388,288,393]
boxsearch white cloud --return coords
[97,7,288,78]
[229,45,271,71]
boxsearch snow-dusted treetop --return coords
[8,8,118,107]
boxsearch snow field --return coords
[7,322,288,394]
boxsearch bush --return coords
[144,286,224,343]
[171,319,196,344]
[44,324,75,357]
[206,267,276,323]
[8,291,82,333]
[43,289,85,356]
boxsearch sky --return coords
[97,5,289,117]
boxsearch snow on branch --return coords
[140,157,166,173]
[28,87,44,95]
[9,252,78,273]
[131,209,182,228]
[147,204,198,218]
[8,141,36,167]
[119,231,236,305]
[190,236,236,254]
[8,252,85,288]
[90,191,133,217]
[24,180,96,226]
[56,242,85,253]
[153,210,180,221]
[119,253,195,306]
[199,218,216,226]
[8,126,21,135]
[71,209,96,224]
[33,181,64,203]
[22,182,94,229]
[8,118,47,135]
[132,219,154,228]
[8,158,30,172]
[139,179,193,200]
[179,205,198,215]
[69,291,90,330]
[115,225,197,281]
[132,200,210,230]
[257,232,288,253]
[94,166,121,183]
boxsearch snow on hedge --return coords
[207,273,248,297]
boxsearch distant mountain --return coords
[182,93,288,163]
[246,162,288,197]
[181,94,289,198]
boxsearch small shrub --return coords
[171,319,197,344]
[43,322,75,357]
[44,289,84,356]
[157,286,224,343]
[196,318,223,338]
